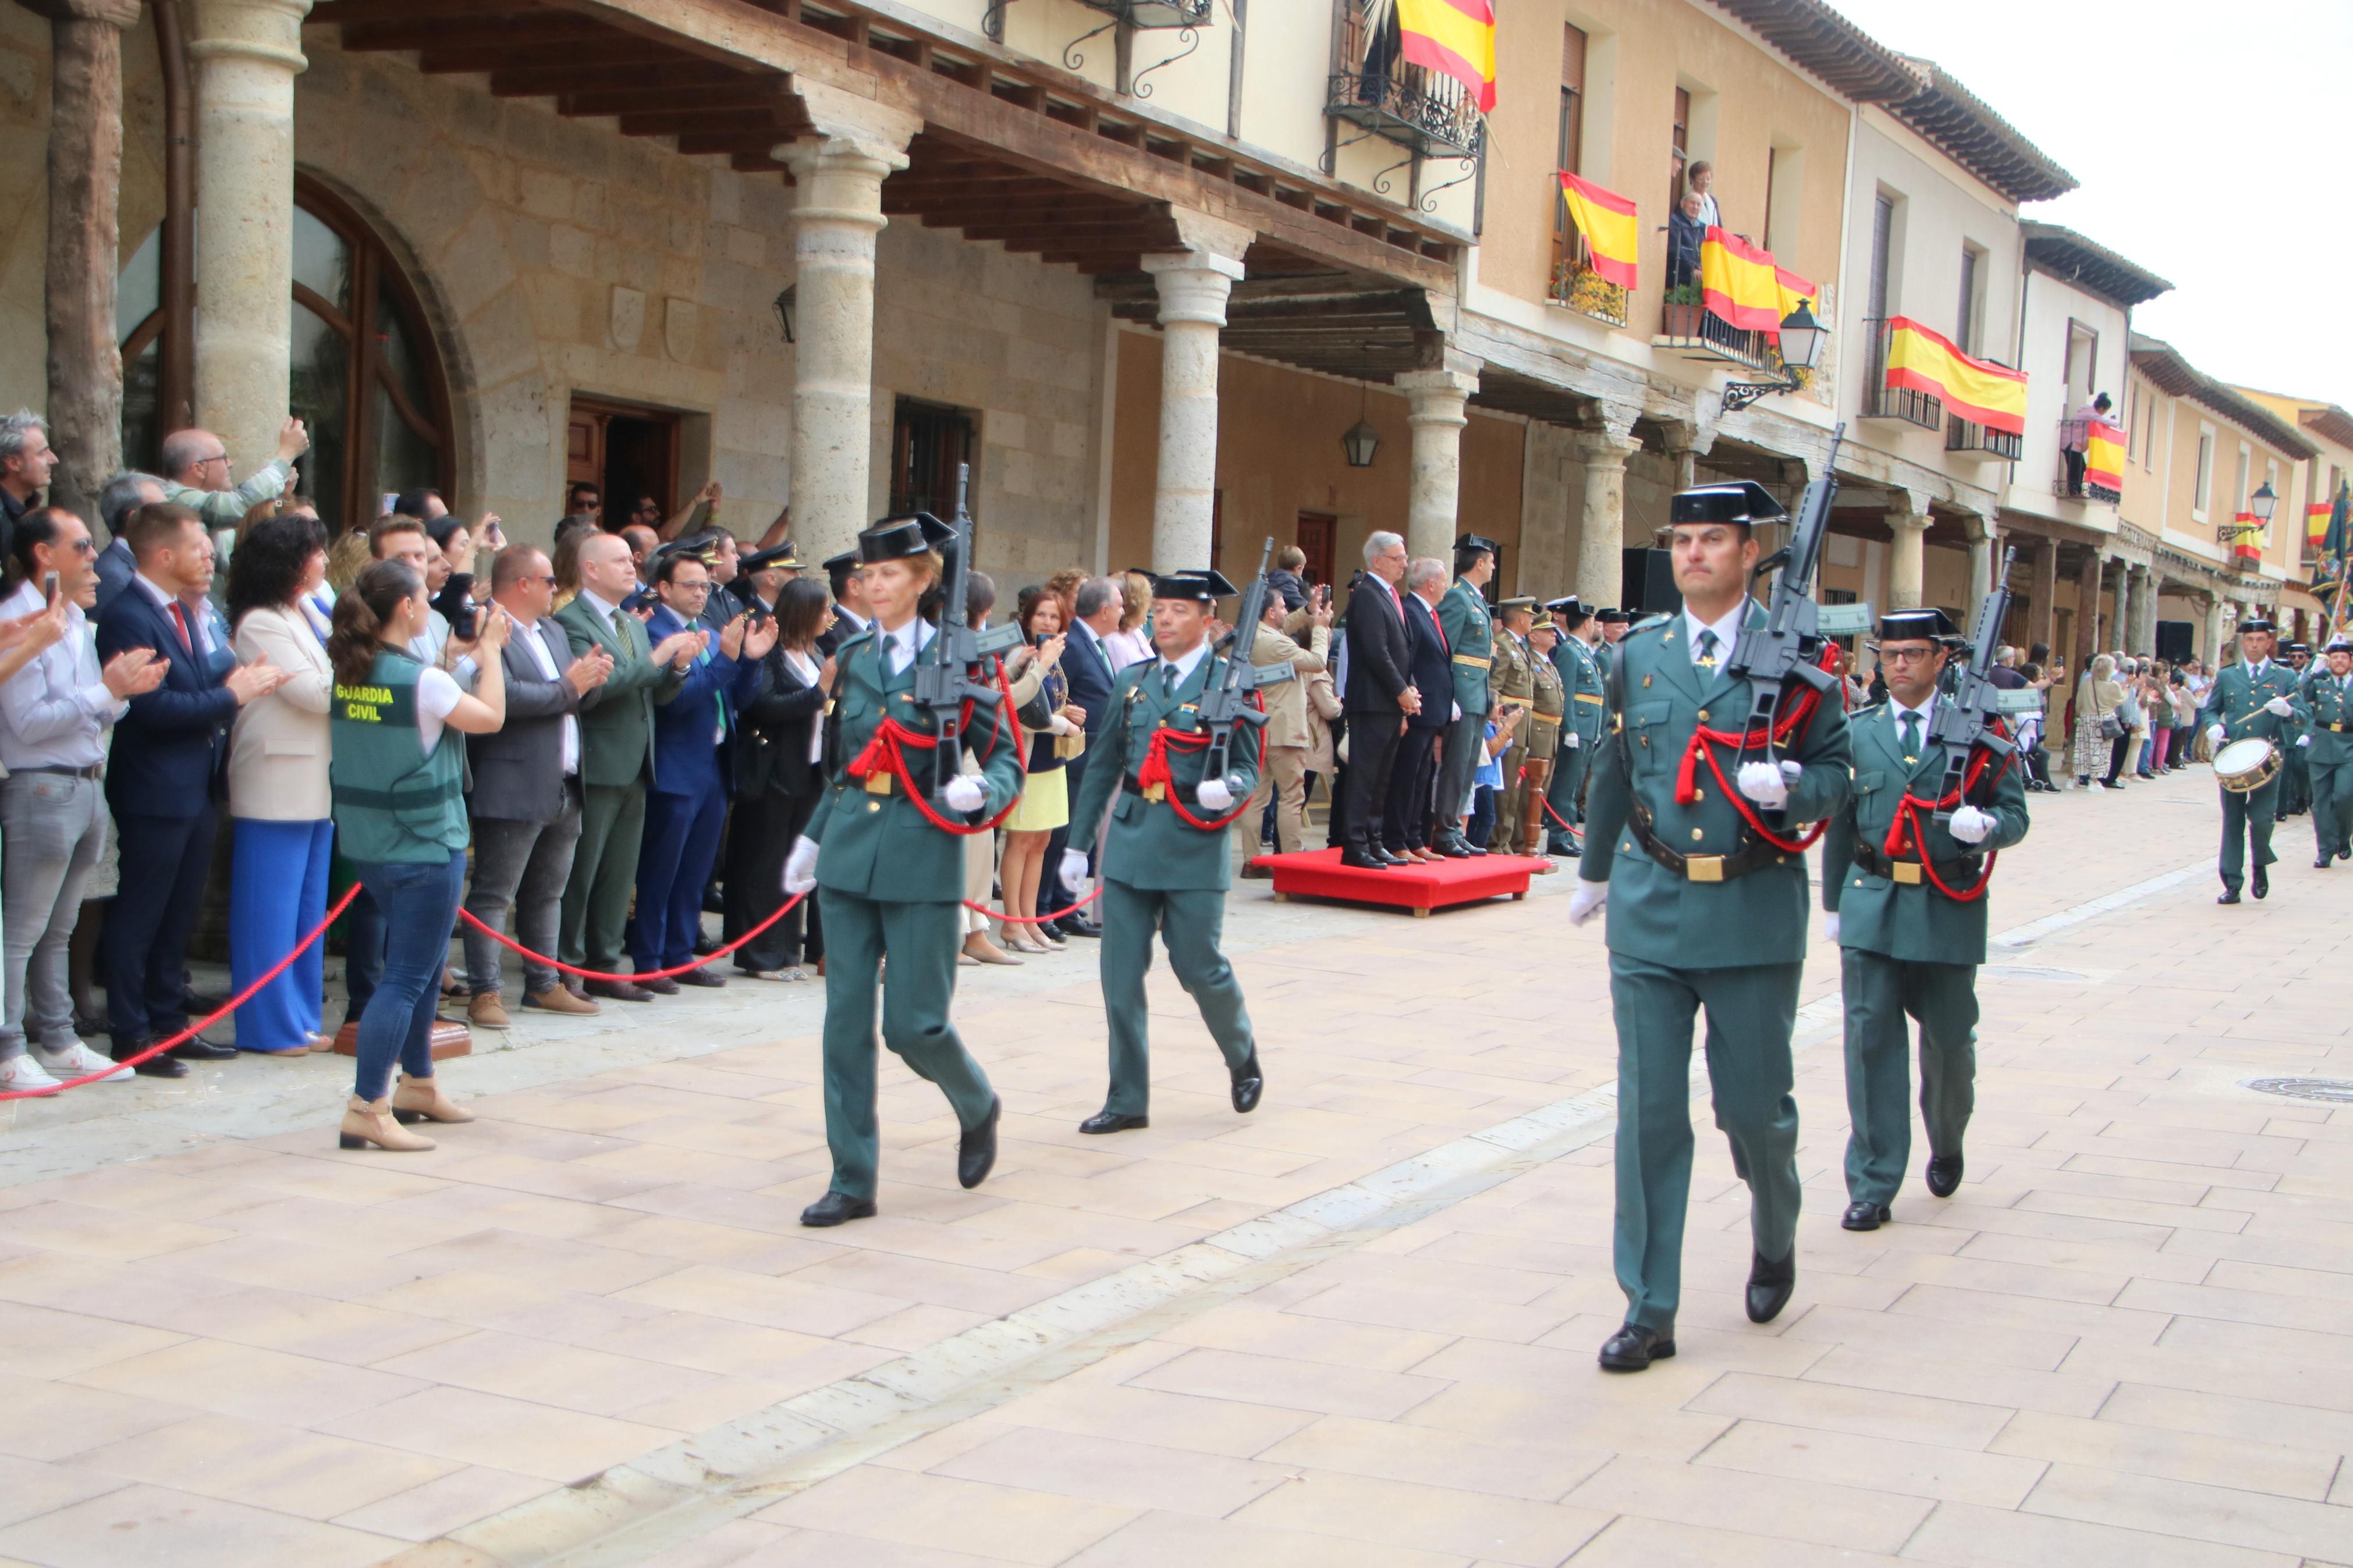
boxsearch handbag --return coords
[2097,711,2125,741]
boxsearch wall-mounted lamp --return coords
[1722,298,1828,415]
[774,285,796,345]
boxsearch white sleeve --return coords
[416,666,466,751]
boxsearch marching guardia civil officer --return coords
[782,514,1022,1225]
[1820,610,2029,1231]
[2301,634,2353,867]
[1431,534,1497,857]
[2197,614,2306,903]
[1568,481,1852,1373]
[1543,596,1606,856]
[1060,570,1264,1132]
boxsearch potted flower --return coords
[1662,281,1705,339]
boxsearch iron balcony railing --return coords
[1858,318,1941,431]
[1326,1,1485,161]
[1551,257,1629,328]
[1947,414,2022,460]
[2053,417,2122,503]
[1074,0,1212,24]
[1655,293,1774,372]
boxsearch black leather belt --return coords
[1123,776,1197,808]
[1848,841,1982,887]
[1627,797,1789,883]
[2323,721,2350,734]
[13,763,102,780]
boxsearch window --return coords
[1867,195,1895,319]
[1763,144,1802,257]
[2233,446,2251,516]
[1955,245,1984,355]
[888,397,977,523]
[2063,322,2098,407]
[2193,427,2214,514]
[1669,86,1690,213]
[1551,24,1587,275]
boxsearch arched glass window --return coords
[119,175,455,532]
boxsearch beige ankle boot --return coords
[340,1096,435,1152]
[391,1073,474,1125]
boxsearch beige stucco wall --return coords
[2005,269,2128,528]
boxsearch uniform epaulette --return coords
[1627,613,1674,636]
[836,623,879,654]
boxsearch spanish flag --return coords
[1559,172,1637,289]
[1396,0,1496,113]
[2309,501,2334,547]
[1881,318,2030,435]
[2084,422,2127,492]
[1773,266,1816,327]
[1699,227,1781,332]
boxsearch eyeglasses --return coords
[530,574,556,588]
[66,539,96,556]
[1880,645,1942,664]
[200,453,231,469]
[670,581,712,595]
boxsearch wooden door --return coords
[566,408,604,493]
[1296,510,1335,588]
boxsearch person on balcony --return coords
[1687,161,1722,229]
[1667,190,1706,290]
[2063,393,2114,496]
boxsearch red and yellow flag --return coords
[1558,172,1637,289]
[1396,0,1496,113]
[1699,227,1781,332]
[2084,422,2127,492]
[2309,502,2334,546]
[1772,266,1816,325]
[1881,318,2029,435]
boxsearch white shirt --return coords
[1681,601,1747,667]
[1695,191,1721,228]
[783,647,825,762]
[1889,693,1935,755]
[413,666,464,753]
[578,588,623,637]
[0,579,123,770]
[879,617,935,675]
[510,613,579,777]
[1152,641,1210,691]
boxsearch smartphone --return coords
[41,571,59,604]
[1035,632,1055,648]
[452,599,480,641]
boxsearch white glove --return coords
[1566,878,1608,926]
[2207,723,2227,746]
[2299,734,2313,748]
[942,774,986,813]
[1195,776,1234,812]
[1048,713,1077,736]
[1059,848,1091,891]
[1736,760,1790,809]
[2265,696,2295,717]
[1780,758,1805,784]
[1947,804,1996,845]
[1822,912,1841,944]
[1564,731,1581,751]
[782,835,819,895]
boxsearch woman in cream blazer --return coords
[225,516,338,1054]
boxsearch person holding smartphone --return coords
[998,589,1083,951]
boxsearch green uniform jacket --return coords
[1552,634,1607,747]
[1582,604,1853,968]
[2303,669,2353,765]
[805,627,1027,902]
[1433,580,1494,716]
[2197,658,2308,748]
[1489,631,1535,709]
[1820,702,2031,965]
[1526,652,1564,756]
[555,594,687,787]
[1069,652,1264,893]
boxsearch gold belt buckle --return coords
[1893,861,1923,885]
[1685,855,1724,883]
[863,771,893,795]
[1144,782,1165,803]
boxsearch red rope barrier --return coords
[963,886,1105,925]
[0,883,364,1101]
[456,889,807,983]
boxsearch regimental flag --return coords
[2084,422,2127,493]
[2325,481,2352,561]
[1559,172,1638,289]
[1880,318,2030,435]
[1699,227,1781,332]
[1396,0,1496,113]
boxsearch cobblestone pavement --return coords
[1,768,2347,1567]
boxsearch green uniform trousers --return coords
[1099,880,1255,1117]
[2219,775,2280,891]
[817,889,996,1201]
[561,780,646,971]
[1840,949,1977,1206]
[2281,745,2312,815]
[1609,953,1803,1334]
[1546,742,1588,844]
[2311,755,2353,859]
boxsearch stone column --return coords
[33,0,141,520]
[779,87,921,566]
[1142,212,1251,572]
[1394,364,1479,563]
[2071,551,2106,676]
[2028,534,2060,656]
[187,0,312,474]
[1885,503,1932,610]
[2203,595,2226,661]
[1966,527,1997,617]
[2125,564,2158,653]
[1570,425,1641,611]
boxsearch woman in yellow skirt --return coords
[999,589,1085,951]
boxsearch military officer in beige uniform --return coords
[1520,611,1566,865]
[1488,597,1538,854]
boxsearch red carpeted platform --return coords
[1248,847,1552,916]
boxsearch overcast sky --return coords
[1823,0,2352,408]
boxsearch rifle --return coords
[1925,545,2020,824]
[1724,423,1844,762]
[1198,537,1296,786]
[911,463,1021,797]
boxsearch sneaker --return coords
[467,993,513,1029]
[0,1055,63,1093]
[34,1043,133,1083]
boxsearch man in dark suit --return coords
[1339,531,1419,869]
[460,545,611,1026]
[94,502,288,1073]
[92,472,162,617]
[1384,556,1455,861]
[1052,575,1123,938]
[816,549,871,656]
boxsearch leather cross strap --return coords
[1626,794,1790,883]
[1847,840,1982,888]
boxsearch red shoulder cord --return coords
[1880,719,2016,902]
[842,657,1030,835]
[1671,643,1841,854]
[1133,692,1268,831]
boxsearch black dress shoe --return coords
[1547,835,1580,857]
[1230,1051,1264,1114]
[957,1094,1000,1189]
[585,978,654,1001]
[1598,1323,1675,1372]
[1745,1248,1795,1324]
[114,1041,187,1078]
[1432,837,1472,859]
[675,968,727,988]
[1079,1111,1149,1134]
[1339,851,1393,870]
[2252,865,2269,900]
[2217,888,2241,904]
[2318,856,2334,870]
[1841,1200,1890,1231]
[638,975,683,995]
[1056,915,1102,940]
[170,1035,237,1061]
[1925,1153,1964,1197]
[799,1192,877,1227]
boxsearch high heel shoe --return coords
[963,934,1023,966]
[391,1073,474,1125]
[339,1096,436,1152]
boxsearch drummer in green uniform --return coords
[2301,634,2353,867]
[1061,569,1264,1133]
[1820,609,2030,1230]
[1431,534,1497,858]
[1570,479,1852,1373]
[1488,598,1538,854]
[1543,596,1606,857]
[2197,615,2308,904]
[2280,642,2315,817]
[782,513,1024,1226]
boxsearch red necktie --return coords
[1427,602,1448,655]
[168,601,193,655]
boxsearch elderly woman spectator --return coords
[1104,569,1155,670]
[225,514,338,1054]
[2074,653,2126,788]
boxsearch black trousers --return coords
[1383,726,1441,851]
[1342,709,1403,856]
[104,804,218,1051]
[723,781,822,970]
[1324,715,1349,848]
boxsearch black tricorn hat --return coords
[1149,569,1239,603]
[2237,615,2279,635]
[1875,607,1960,643]
[1545,595,1593,627]
[740,543,801,573]
[821,549,861,574]
[1670,481,1788,527]
[1599,607,1634,624]
[856,513,955,565]
[1454,533,1500,555]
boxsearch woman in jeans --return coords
[325,561,509,1151]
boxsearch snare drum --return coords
[2213,737,2280,794]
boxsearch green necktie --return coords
[1900,710,1921,762]
[1160,663,1179,697]
[1695,629,1719,670]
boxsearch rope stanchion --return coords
[963,887,1104,925]
[456,889,808,983]
[0,884,364,1101]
